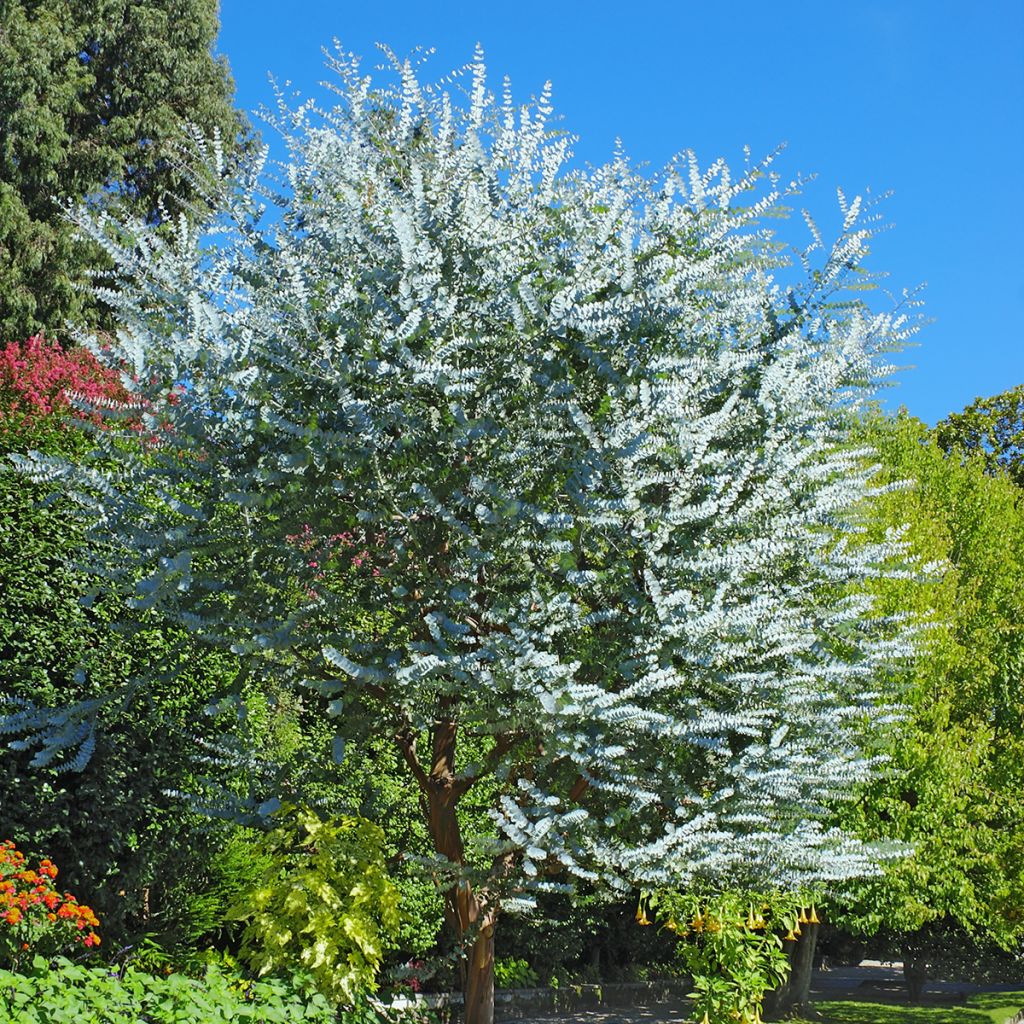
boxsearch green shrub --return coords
[0,956,336,1023]
[229,805,401,1005]
[493,957,539,989]
[0,412,245,946]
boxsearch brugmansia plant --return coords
[9,47,917,1024]
[645,889,817,1024]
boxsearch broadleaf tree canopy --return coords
[10,48,919,1022]
[836,413,1024,951]
[935,385,1024,488]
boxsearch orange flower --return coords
[0,841,100,951]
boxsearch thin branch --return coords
[569,774,589,802]
[452,730,526,797]
[395,726,431,793]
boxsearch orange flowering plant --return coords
[0,840,100,969]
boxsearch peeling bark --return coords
[419,715,500,1024]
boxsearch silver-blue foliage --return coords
[14,47,921,892]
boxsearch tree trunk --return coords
[903,950,928,1004]
[764,921,819,1017]
[464,908,497,1024]
[421,716,499,1024]
[785,921,819,1011]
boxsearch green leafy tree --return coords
[834,412,1024,997]
[935,385,1024,487]
[11,50,918,1024]
[0,0,250,339]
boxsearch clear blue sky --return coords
[218,0,1023,425]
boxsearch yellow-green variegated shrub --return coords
[229,806,401,1005]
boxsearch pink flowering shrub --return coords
[285,523,381,577]
[0,335,132,442]
[284,523,391,602]
[0,335,188,453]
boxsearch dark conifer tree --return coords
[0,0,250,338]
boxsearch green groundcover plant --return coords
[0,956,336,1024]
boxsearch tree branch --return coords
[395,726,431,793]
[453,730,526,797]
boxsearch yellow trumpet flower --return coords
[783,929,797,941]
[809,906,821,924]
[798,909,809,925]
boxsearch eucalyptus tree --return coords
[10,49,916,1023]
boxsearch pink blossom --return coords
[0,335,133,435]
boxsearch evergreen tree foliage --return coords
[935,385,1024,487]
[9,49,919,1021]
[834,413,1024,961]
[0,0,249,339]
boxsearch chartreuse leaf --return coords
[228,804,401,1005]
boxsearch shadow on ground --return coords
[791,991,1024,1024]
[810,1003,991,1024]
[501,989,1024,1024]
